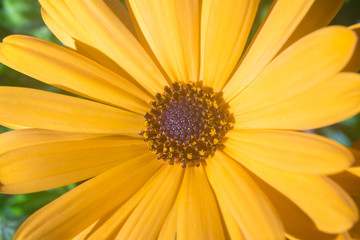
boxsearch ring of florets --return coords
[140,82,231,168]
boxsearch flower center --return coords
[141,82,231,167]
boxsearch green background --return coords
[0,0,359,239]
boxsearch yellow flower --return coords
[0,0,359,239]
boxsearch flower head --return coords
[0,0,359,239]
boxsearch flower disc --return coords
[141,82,231,167]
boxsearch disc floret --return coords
[141,82,231,167]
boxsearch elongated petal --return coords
[0,128,105,154]
[223,0,343,101]
[331,171,360,239]
[177,165,225,240]
[0,137,147,194]
[234,72,360,130]
[206,152,284,239]
[87,166,167,240]
[345,24,360,72]
[66,0,168,95]
[38,0,95,47]
[1,35,151,114]
[41,8,76,48]
[250,172,343,240]
[41,4,141,81]
[72,222,98,240]
[0,122,28,130]
[226,150,358,234]
[14,155,162,240]
[214,195,245,240]
[117,165,183,239]
[158,201,177,240]
[127,0,200,83]
[200,0,258,91]
[280,0,344,51]
[0,87,143,134]
[225,130,353,174]
[230,26,356,115]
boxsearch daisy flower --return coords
[0,0,360,239]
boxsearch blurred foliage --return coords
[0,0,359,239]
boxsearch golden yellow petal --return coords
[279,0,344,52]
[87,166,167,240]
[71,222,98,240]
[40,3,141,81]
[226,150,358,234]
[0,87,143,134]
[1,35,151,114]
[158,200,177,240]
[0,137,147,194]
[116,165,183,239]
[0,122,28,130]
[250,172,345,240]
[38,0,95,47]
[335,232,352,240]
[206,152,284,239]
[230,26,356,115]
[213,194,246,240]
[233,72,360,130]
[225,130,354,174]
[14,155,162,240]
[177,165,225,240]
[344,24,360,72]
[200,0,258,91]
[223,0,316,101]
[127,0,200,83]
[41,8,76,48]
[0,128,104,154]
[66,0,168,95]
[331,169,360,239]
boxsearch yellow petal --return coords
[223,0,343,101]
[87,165,167,240]
[40,4,141,82]
[38,0,95,47]
[233,72,360,130]
[66,0,168,95]
[0,122,28,130]
[72,222,98,240]
[0,128,104,154]
[116,165,183,239]
[177,165,225,240]
[214,194,246,240]
[250,171,344,240]
[14,155,162,240]
[326,170,360,239]
[206,152,284,239]
[0,87,143,134]
[0,137,147,194]
[226,150,358,234]
[345,24,360,72]
[225,129,354,174]
[200,0,258,91]
[41,8,76,49]
[230,26,356,115]
[335,232,352,240]
[158,200,177,240]
[1,35,151,114]
[279,0,344,52]
[127,0,200,83]
[223,0,311,101]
